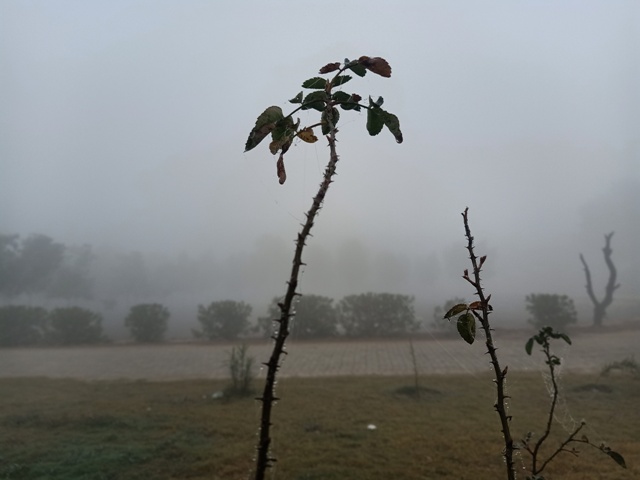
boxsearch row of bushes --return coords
[433,293,578,331]
[0,293,417,346]
[202,293,419,341]
[0,304,171,347]
[0,292,579,346]
[0,306,106,346]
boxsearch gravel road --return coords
[1,329,638,381]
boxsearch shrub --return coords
[125,303,170,343]
[338,292,418,338]
[257,294,338,339]
[46,307,106,345]
[194,300,252,341]
[225,344,255,396]
[245,55,402,478]
[525,293,578,330]
[601,356,639,378]
[0,305,48,346]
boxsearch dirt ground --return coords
[1,327,638,381]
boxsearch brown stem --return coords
[254,130,340,480]
[461,208,515,480]
[529,339,560,475]
[536,422,585,474]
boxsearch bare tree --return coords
[579,232,620,327]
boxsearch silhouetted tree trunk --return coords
[579,232,620,327]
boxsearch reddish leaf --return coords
[443,303,468,320]
[468,301,483,310]
[358,56,392,78]
[276,154,286,185]
[319,62,341,74]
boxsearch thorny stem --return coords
[254,128,340,480]
[461,208,515,480]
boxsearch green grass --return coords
[1,373,638,479]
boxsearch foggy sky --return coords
[1,1,639,311]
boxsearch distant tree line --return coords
[0,306,106,346]
[0,232,621,347]
[0,293,418,346]
[192,293,418,341]
[0,233,92,302]
[0,290,598,347]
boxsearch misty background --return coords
[1,1,639,339]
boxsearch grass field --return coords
[1,372,638,479]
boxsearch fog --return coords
[2,1,639,335]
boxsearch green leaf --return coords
[289,91,303,104]
[366,105,384,136]
[383,111,403,143]
[457,312,476,345]
[302,77,327,89]
[332,75,352,87]
[375,96,384,107]
[334,91,361,111]
[301,91,327,111]
[444,303,468,320]
[348,62,367,77]
[525,337,535,356]
[245,106,284,152]
[558,333,572,345]
[332,91,351,103]
[271,116,295,141]
[340,102,361,111]
[269,117,296,155]
[606,450,626,469]
[321,108,340,135]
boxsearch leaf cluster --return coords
[244,56,403,184]
[525,325,571,363]
[442,298,493,345]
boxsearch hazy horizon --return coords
[2,1,638,329]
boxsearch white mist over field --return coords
[2,1,639,335]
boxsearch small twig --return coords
[523,327,573,476]
[522,326,626,477]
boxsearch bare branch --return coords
[579,232,620,327]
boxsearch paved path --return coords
[1,329,638,381]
